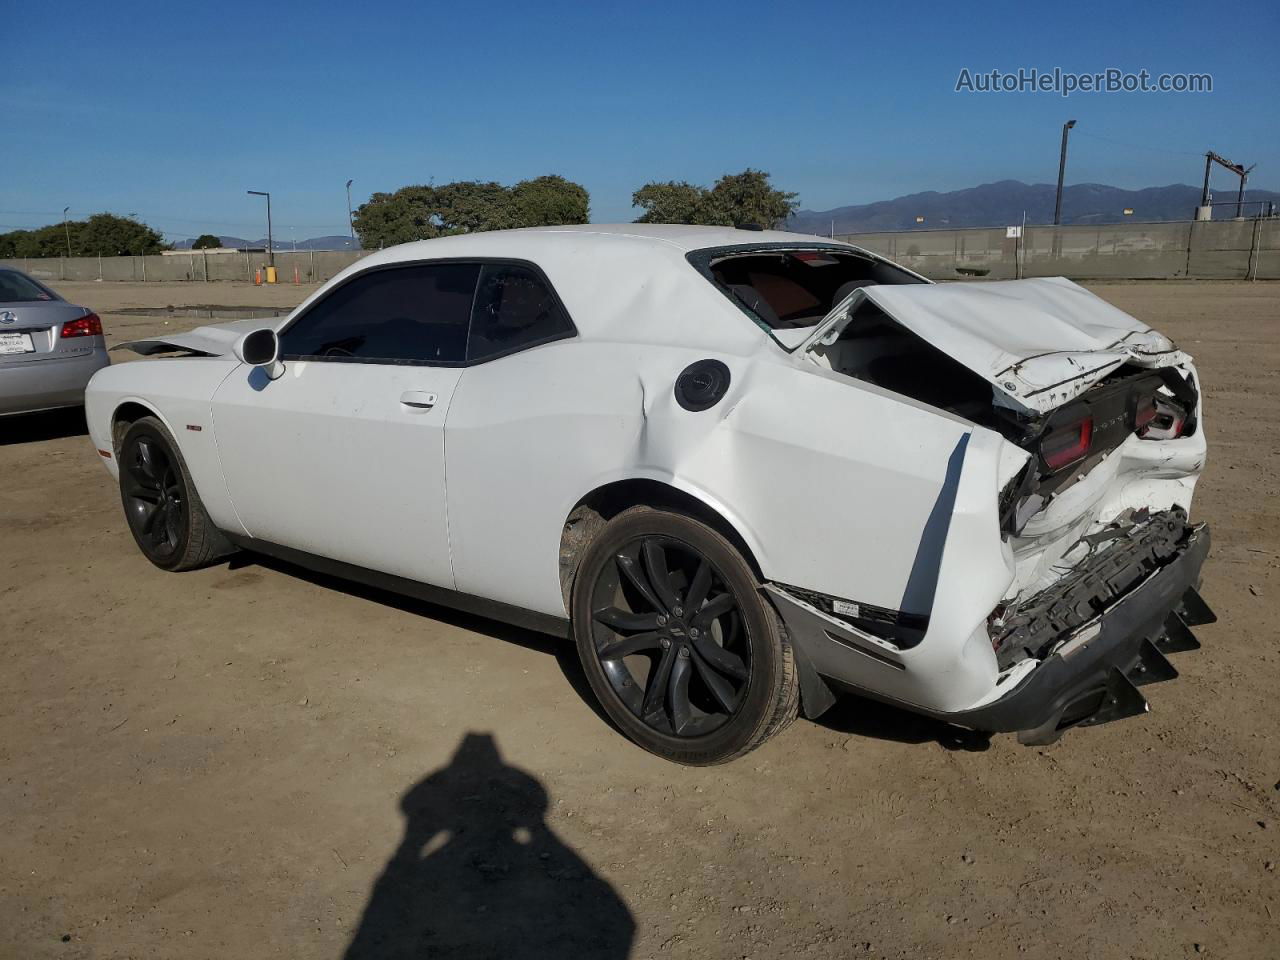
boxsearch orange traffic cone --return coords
[293,264,301,285]
[254,269,262,285]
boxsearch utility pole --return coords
[346,179,355,246]
[62,206,72,258]
[247,190,274,267]
[1053,120,1077,226]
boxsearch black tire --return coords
[117,416,235,572]
[571,506,799,765]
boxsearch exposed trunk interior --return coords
[809,299,997,424]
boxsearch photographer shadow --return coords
[343,732,634,960]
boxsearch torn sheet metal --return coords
[814,277,1188,414]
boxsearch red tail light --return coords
[61,313,103,339]
[1041,416,1093,471]
[1137,396,1186,441]
[1135,400,1159,434]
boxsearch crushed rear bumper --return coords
[925,524,1213,744]
[767,522,1213,744]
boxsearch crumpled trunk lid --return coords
[818,276,1188,415]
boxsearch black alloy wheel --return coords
[589,535,750,737]
[117,416,234,572]
[572,507,799,765]
[122,432,186,562]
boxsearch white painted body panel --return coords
[85,224,1207,719]
[85,357,245,532]
[446,335,979,623]
[210,360,462,588]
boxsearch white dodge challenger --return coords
[85,225,1214,764]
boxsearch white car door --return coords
[210,261,480,588]
[442,261,581,616]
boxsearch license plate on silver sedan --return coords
[0,332,35,355]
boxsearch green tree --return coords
[77,213,166,255]
[434,181,520,233]
[632,181,722,225]
[192,234,222,249]
[0,224,72,258]
[352,186,443,249]
[352,175,591,249]
[0,214,166,258]
[632,169,798,229]
[511,174,589,226]
[706,169,798,229]
[0,229,36,258]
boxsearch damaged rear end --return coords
[771,276,1215,743]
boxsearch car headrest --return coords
[728,284,780,327]
[832,279,876,308]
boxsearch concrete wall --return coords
[1,250,368,284]
[5,219,1278,284]
[837,218,1280,281]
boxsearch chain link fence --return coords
[4,219,1278,284]
[837,218,1280,281]
[0,250,367,284]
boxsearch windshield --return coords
[686,244,926,350]
[0,270,57,303]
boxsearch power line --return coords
[1072,130,1207,158]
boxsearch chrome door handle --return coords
[400,390,438,410]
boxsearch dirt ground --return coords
[2,279,1277,960]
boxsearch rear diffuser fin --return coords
[1159,612,1203,653]
[1077,668,1150,728]
[1176,587,1217,626]
[1128,639,1179,687]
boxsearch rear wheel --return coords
[118,416,234,571]
[571,506,798,765]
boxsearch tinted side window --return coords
[466,264,574,363]
[280,263,480,364]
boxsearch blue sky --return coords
[5,0,1278,241]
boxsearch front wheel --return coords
[117,416,234,571]
[571,507,798,765]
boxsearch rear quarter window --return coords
[0,271,57,303]
[466,263,575,363]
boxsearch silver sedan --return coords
[0,268,109,417]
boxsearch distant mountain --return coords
[787,180,1280,234]
[170,234,360,251]
[289,235,361,251]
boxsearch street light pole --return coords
[346,179,355,246]
[62,206,72,258]
[1053,120,1077,226]
[247,190,274,267]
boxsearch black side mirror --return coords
[234,328,280,367]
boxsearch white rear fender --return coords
[664,359,1012,617]
[755,423,1018,713]
[446,340,1012,630]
